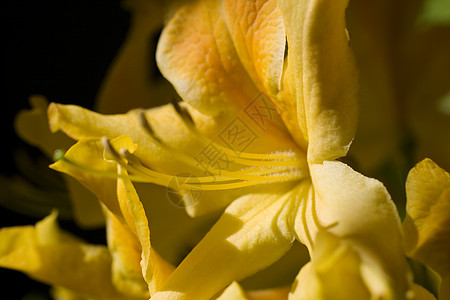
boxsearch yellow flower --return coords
[402,158,450,300]
[41,0,412,299]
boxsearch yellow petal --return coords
[220,0,297,145]
[217,282,248,300]
[48,103,205,174]
[278,0,358,163]
[156,0,258,117]
[402,159,450,284]
[289,231,371,300]
[222,0,285,95]
[95,0,174,113]
[156,0,300,148]
[305,161,411,298]
[151,188,299,299]
[0,212,129,299]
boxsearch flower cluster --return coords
[1,0,449,299]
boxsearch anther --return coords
[101,136,123,163]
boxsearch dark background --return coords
[2,0,130,298]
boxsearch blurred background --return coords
[2,0,129,298]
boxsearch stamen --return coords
[138,105,305,171]
[58,103,308,197]
[132,107,309,192]
[101,136,124,163]
[120,147,304,188]
[168,101,302,163]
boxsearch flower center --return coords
[100,101,308,192]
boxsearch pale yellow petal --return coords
[402,159,450,285]
[217,282,248,300]
[151,188,298,299]
[278,0,358,163]
[305,161,411,298]
[156,0,258,117]
[289,232,371,300]
[157,0,303,149]
[0,212,130,299]
[222,0,285,95]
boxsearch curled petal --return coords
[302,161,412,298]
[116,165,174,295]
[278,0,359,162]
[402,158,450,298]
[289,232,371,300]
